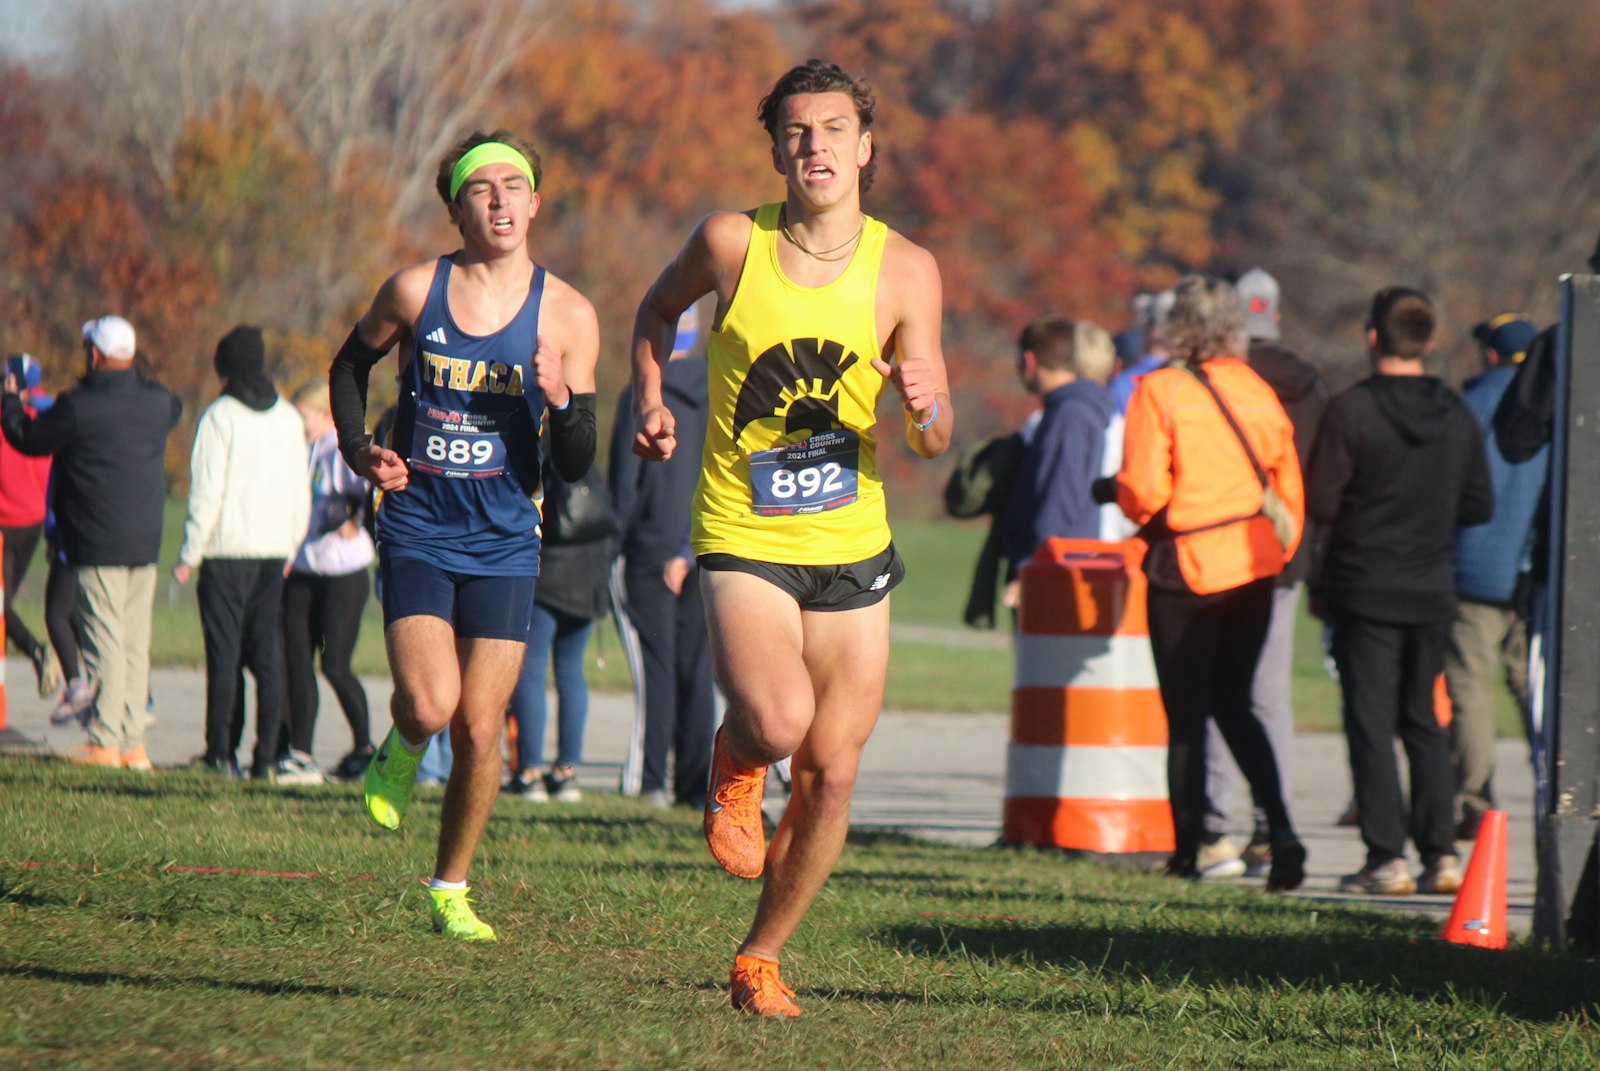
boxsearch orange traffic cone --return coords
[1440,808,1508,949]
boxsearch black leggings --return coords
[281,569,371,754]
[2,524,43,659]
[1146,576,1294,865]
[44,555,83,681]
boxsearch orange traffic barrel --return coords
[1003,537,1174,854]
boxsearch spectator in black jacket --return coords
[609,307,717,808]
[1307,286,1493,897]
[1,315,181,770]
[1199,269,1330,880]
[504,458,616,802]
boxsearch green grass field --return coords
[3,759,1595,1069]
[5,500,1518,735]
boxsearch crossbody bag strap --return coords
[1185,361,1269,489]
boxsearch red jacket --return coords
[0,398,51,528]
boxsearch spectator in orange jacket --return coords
[1096,274,1306,891]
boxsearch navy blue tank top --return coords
[378,255,546,575]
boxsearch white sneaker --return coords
[1339,858,1416,896]
[273,750,325,785]
[1196,836,1248,880]
[505,771,549,802]
[50,678,96,726]
[545,766,582,802]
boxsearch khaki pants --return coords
[78,564,157,752]
[1442,598,1529,821]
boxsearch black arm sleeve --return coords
[546,392,598,483]
[2,391,76,456]
[329,326,391,466]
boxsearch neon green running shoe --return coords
[429,886,496,941]
[363,727,423,830]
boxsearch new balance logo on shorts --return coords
[424,327,448,345]
[869,572,891,591]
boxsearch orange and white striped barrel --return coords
[1003,537,1174,854]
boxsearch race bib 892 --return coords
[748,429,859,516]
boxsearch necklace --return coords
[779,207,864,261]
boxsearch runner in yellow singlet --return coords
[630,59,953,1018]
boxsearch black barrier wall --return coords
[1534,274,1600,951]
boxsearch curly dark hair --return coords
[434,129,544,205]
[756,59,878,194]
[1166,276,1248,365]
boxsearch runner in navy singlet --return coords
[328,129,600,941]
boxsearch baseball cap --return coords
[1471,313,1537,363]
[1133,290,1175,331]
[6,353,41,389]
[80,315,137,361]
[1236,268,1281,339]
[1112,327,1145,367]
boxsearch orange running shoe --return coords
[730,954,800,1018]
[64,744,123,767]
[121,745,153,772]
[704,726,768,879]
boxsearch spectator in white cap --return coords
[1236,267,1282,340]
[1,314,181,770]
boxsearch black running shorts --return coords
[697,543,904,612]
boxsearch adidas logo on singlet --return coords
[424,327,448,345]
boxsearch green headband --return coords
[448,142,537,201]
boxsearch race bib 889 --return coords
[408,405,507,479]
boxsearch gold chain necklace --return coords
[779,207,864,262]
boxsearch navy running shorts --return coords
[378,552,536,641]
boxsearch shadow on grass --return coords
[0,884,66,908]
[2,963,393,1001]
[845,829,937,851]
[492,810,672,831]
[585,859,720,879]
[59,779,169,799]
[880,916,1600,1023]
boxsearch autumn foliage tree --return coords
[4,0,1590,502]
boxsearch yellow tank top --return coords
[691,202,892,564]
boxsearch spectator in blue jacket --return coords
[999,314,1117,586]
[609,306,716,808]
[1110,290,1173,413]
[1443,314,1548,841]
